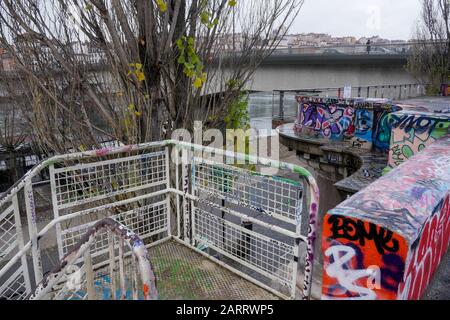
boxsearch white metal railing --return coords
[30,218,158,300]
[0,140,320,300]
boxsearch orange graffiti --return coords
[143,284,149,299]
[322,214,409,300]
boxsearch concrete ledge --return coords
[278,123,387,194]
[321,136,450,300]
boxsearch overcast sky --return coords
[290,0,422,40]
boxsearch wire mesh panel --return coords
[53,151,167,210]
[0,203,17,262]
[193,159,303,225]
[0,264,29,300]
[61,201,168,261]
[194,209,295,291]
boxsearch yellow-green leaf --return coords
[156,0,167,12]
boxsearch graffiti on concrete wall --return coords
[294,97,400,152]
[322,136,450,300]
[373,111,393,152]
[351,109,375,149]
[399,194,450,300]
[294,98,355,140]
[322,215,409,300]
[388,112,450,168]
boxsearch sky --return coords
[290,0,423,40]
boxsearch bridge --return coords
[245,43,419,93]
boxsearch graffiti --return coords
[324,245,381,300]
[373,111,393,152]
[388,112,450,168]
[347,198,421,236]
[323,137,450,300]
[399,194,450,300]
[295,102,354,140]
[328,215,400,255]
[322,215,408,300]
[302,200,319,300]
[27,188,37,225]
[353,109,374,149]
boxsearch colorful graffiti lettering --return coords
[388,112,450,168]
[322,136,450,300]
[322,215,408,300]
[372,111,392,152]
[328,216,400,255]
[353,109,374,149]
[324,245,381,300]
[399,194,450,300]
[295,102,354,140]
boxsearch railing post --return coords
[182,162,191,243]
[131,253,139,301]
[165,147,172,236]
[367,86,370,98]
[118,239,126,300]
[84,250,96,300]
[291,188,304,300]
[190,157,197,247]
[175,147,181,239]
[24,181,43,285]
[12,193,32,295]
[49,164,64,260]
[358,87,361,97]
[279,91,285,120]
[108,233,117,300]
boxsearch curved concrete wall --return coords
[321,136,450,300]
[387,110,450,169]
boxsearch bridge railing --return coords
[272,83,426,120]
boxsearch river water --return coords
[248,92,298,130]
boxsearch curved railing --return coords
[31,218,158,300]
[0,140,320,300]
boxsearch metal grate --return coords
[0,266,28,300]
[194,209,295,289]
[193,159,303,224]
[0,204,17,261]
[53,152,167,209]
[61,201,168,258]
[151,240,279,300]
[55,240,279,300]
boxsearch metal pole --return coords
[24,181,43,284]
[108,232,117,300]
[84,250,96,300]
[279,91,285,120]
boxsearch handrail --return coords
[0,140,320,300]
[30,218,158,300]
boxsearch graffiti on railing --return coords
[31,218,158,300]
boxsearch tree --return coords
[408,0,450,93]
[0,102,29,183]
[0,0,304,154]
